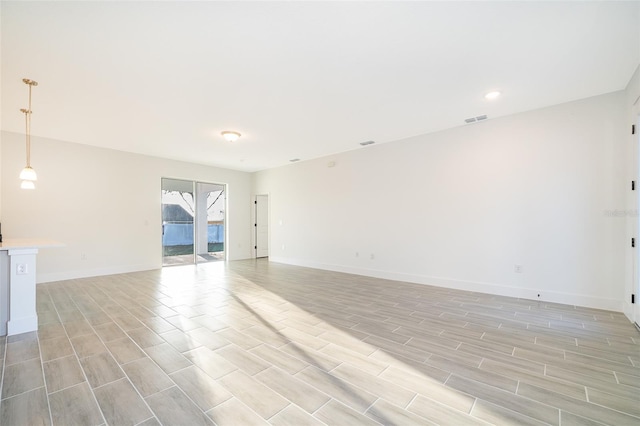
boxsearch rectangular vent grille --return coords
[465,115,488,124]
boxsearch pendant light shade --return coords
[20,78,38,189]
[20,166,37,181]
[20,180,35,190]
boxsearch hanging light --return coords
[20,78,38,189]
[20,180,35,190]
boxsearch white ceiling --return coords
[2,1,639,172]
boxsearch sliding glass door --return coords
[161,178,225,266]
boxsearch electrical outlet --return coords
[355,252,359,257]
[514,264,524,273]
[16,263,28,275]
[370,253,375,260]
[81,253,87,261]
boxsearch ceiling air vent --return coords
[465,115,488,124]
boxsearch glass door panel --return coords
[162,178,195,266]
[195,182,225,263]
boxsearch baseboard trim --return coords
[7,315,38,336]
[269,257,623,313]
[35,257,625,314]
[36,263,160,284]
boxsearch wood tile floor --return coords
[1,259,639,425]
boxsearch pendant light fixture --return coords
[20,78,38,189]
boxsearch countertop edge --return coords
[0,239,65,250]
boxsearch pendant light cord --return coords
[24,105,31,168]
[27,83,32,167]
[21,79,37,169]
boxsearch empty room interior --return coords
[1,1,640,425]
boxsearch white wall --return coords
[0,2,3,222]
[254,91,628,312]
[1,132,253,282]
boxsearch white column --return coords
[7,248,38,335]
[0,251,8,336]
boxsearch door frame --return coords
[635,114,640,327]
[161,177,228,266]
[253,194,270,258]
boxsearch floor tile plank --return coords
[80,351,124,388]
[121,358,174,397]
[145,386,214,426]
[48,382,104,426]
[313,399,382,426]
[206,397,269,426]
[0,387,51,426]
[169,365,233,411]
[93,378,152,426]
[2,358,45,399]
[218,370,290,419]
[255,367,331,413]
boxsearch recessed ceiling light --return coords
[221,131,241,142]
[484,91,501,100]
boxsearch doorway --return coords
[162,178,226,266]
[255,194,269,258]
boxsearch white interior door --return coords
[256,195,269,258]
